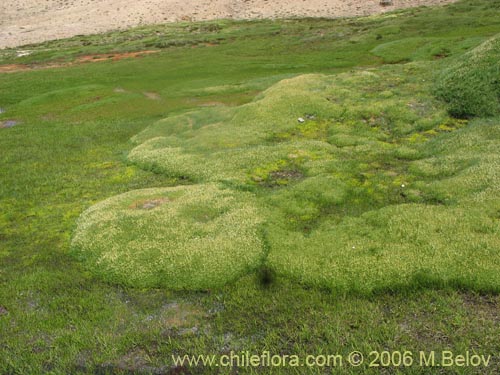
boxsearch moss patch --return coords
[71,184,265,289]
[75,61,500,293]
[434,33,500,118]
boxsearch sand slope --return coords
[0,0,457,49]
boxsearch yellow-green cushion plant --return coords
[72,184,265,289]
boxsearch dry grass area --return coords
[0,0,457,49]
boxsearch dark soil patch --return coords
[265,169,304,187]
[269,169,304,180]
[0,306,8,316]
[461,293,500,323]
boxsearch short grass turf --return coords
[2,0,500,373]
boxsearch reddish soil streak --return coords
[0,50,158,73]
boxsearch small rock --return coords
[380,0,393,5]
[0,120,19,128]
[297,117,305,123]
[5,120,18,127]
[0,306,8,316]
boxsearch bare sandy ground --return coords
[0,0,457,49]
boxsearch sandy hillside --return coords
[0,0,457,49]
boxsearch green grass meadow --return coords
[1,0,500,373]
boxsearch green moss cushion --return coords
[434,33,500,118]
[73,63,500,293]
[71,184,265,289]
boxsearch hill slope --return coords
[1,0,457,49]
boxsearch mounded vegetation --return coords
[267,119,500,293]
[73,59,500,293]
[72,184,265,289]
[434,33,500,118]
